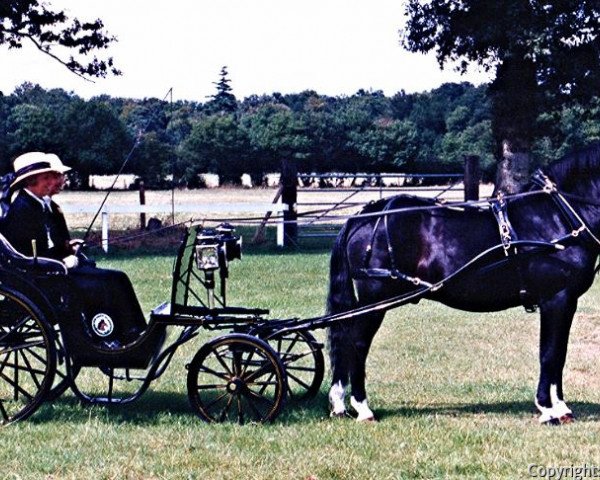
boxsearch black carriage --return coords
[0,224,325,425]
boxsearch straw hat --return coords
[11,152,71,188]
[46,154,72,174]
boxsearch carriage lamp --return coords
[195,225,243,308]
[216,223,242,262]
[195,242,220,271]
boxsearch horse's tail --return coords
[326,221,357,316]
[327,221,358,387]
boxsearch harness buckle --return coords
[490,194,516,255]
[572,226,585,237]
[532,169,557,193]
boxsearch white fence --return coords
[61,202,288,251]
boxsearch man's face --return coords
[27,172,56,197]
[47,172,66,196]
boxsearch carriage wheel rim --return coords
[187,334,287,424]
[0,289,56,425]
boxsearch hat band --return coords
[14,161,52,178]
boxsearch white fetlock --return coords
[535,385,573,424]
[536,407,557,424]
[350,396,375,422]
[329,381,347,417]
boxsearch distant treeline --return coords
[0,81,598,189]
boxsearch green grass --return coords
[5,238,600,479]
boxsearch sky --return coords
[0,0,492,103]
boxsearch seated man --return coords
[1,152,146,348]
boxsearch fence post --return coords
[138,180,146,229]
[464,155,480,201]
[281,158,297,246]
[276,196,284,247]
[101,209,109,252]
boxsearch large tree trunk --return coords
[495,141,531,194]
[490,55,538,194]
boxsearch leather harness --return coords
[352,170,600,313]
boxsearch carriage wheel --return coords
[266,330,324,400]
[0,287,56,424]
[187,333,287,424]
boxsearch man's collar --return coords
[23,188,47,208]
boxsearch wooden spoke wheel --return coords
[0,287,56,424]
[266,330,324,400]
[187,333,287,424]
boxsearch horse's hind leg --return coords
[328,312,385,421]
[535,294,577,425]
[328,321,352,417]
[348,312,385,421]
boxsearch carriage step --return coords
[152,302,171,316]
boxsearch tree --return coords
[6,103,62,154]
[205,66,238,114]
[402,0,600,193]
[60,99,132,187]
[180,114,250,185]
[130,131,175,189]
[350,119,420,172]
[0,93,11,171]
[0,0,120,80]
[241,103,310,178]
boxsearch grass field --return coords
[5,190,600,479]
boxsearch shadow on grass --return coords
[374,400,600,423]
[282,395,600,424]
[31,390,333,427]
[32,389,600,426]
[31,390,195,427]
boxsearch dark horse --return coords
[327,144,600,424]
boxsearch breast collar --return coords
[531,169,600,251]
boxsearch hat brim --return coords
[10,167,56,189]
[52,165,71,174]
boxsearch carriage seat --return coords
[0,233,67,276]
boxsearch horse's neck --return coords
[557,180,600,248]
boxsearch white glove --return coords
[69,239,85,254]
[63,255,79,269]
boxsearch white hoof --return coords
[535,385,573,425]
[329,381,347,417]
[350,396,375,422]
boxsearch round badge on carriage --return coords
[91,313,114,337]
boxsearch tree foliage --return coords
[1,80,600,188]
[402,0,600,98]
[402,0,600,192]
[205,66,238,115]
[0,0,120,80]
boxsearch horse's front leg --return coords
[536,293,577,425]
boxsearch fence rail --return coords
[293,173,472,242]
[62,202,287,252]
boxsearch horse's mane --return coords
[546,142,600,190]
[360,194,438,214]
